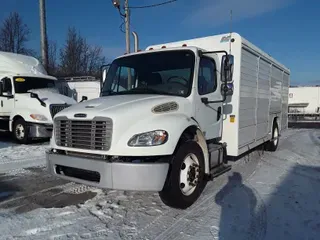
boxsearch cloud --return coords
[184,0,296,27]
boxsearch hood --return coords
[27,88,77,105]
[55,94,191,119]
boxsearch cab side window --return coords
[198,57,217,95]
[1,77,12,95]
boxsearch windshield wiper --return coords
[111,88,174,96]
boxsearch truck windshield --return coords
[101,50,195,97]
[13,76,56,93]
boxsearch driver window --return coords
[111,66,136,91]
[198,57,217,95]
[1,77,12,95]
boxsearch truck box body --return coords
[147,33,290,156]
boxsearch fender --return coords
[106,113,200,156]
[9,107,52,132]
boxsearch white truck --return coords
[46,32,290,209]
[57,76,101,102]
[0,51,77,143]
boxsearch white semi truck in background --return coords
[46,33,290,208]
[57,76,101,102]
[0,51,77,144]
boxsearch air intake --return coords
[152,102,179,113]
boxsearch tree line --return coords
[0,12,106,78]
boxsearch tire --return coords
[159,141,206,209]
[12,118,30,144]
[265,121,279,152]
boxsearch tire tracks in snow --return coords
[135,145,268,240]
[135,129,303,240]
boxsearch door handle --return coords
[1,100,3,107]
[217,106,222,121]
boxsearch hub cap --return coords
[179,153,200,196]
[15,124,25,140]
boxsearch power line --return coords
[127,0,177,9]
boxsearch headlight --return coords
[128,130,168,147]
[30,114,48,121]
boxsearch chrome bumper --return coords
[28,122,52,138]
[46,151,169,191]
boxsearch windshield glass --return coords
[13,76,56,93]
[101,50,195,97]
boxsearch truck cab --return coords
[0,51,77,143]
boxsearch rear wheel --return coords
[265,121,279,152]
[159,141,206,209]
[13,118,30,144]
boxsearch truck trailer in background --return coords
[47,32,290,209]
[288,85,320,123]
[57,76,101,102]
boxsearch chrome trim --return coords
[54,116,113,151]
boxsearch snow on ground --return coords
[0,134,48,173]
[0,128,319,240]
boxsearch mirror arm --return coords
[80,96,88,102]
[30,92,46,107]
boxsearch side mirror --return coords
[30,92,38,98]
[221,54,234,82]
[0,82,3,96]
[30,92,39,98]
[80,96,88,102]
[101,64,111,90]
[30,92,46,106]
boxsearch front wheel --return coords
[13,118,30,144]
[159,141,206,209]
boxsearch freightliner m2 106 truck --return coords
[0,51,77,143]
[46,33,290,208]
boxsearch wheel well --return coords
[175,125,210,174]
[272,117,279,129]
[11,115,24,130]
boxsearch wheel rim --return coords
[273,127,279,146]
[15,124,25,140]
[179,153,200,196]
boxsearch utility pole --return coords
[124,0,132,89]
[124,0,130,54]
[112,0,132,88]
[39,0,48,71]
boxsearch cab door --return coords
[194,55,223,140]
[0,77,15,117]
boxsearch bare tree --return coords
[47,40,58,75]
[0,12,35,55]
[59,27,105,77]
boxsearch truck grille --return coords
[55,117,112,151]
[50,104,71,118]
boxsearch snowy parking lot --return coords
[0,128,319,240]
